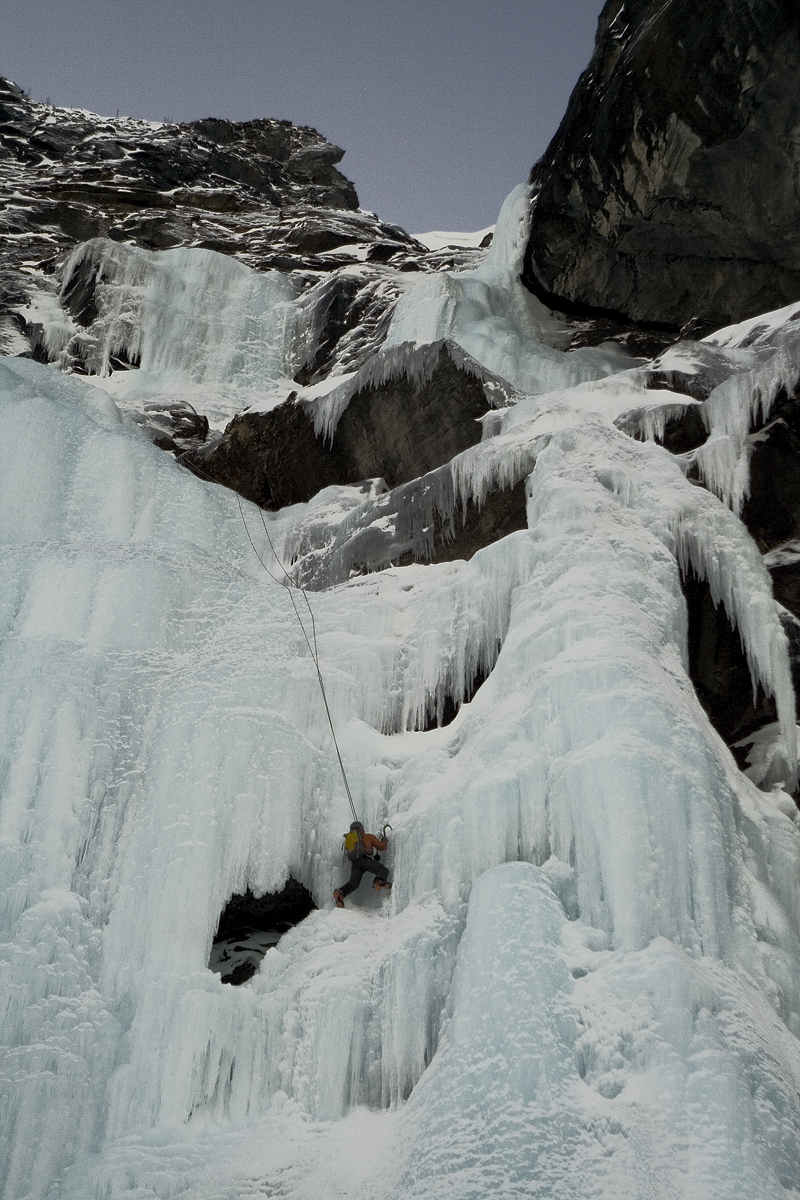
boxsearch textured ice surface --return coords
[395,864,800,1199]
[3,187,800,1200]
[58,240,304,428]
[384,185,637,394]
[2,355,800,1200]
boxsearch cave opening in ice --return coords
[209,879,317,985]
[420,662,491,731]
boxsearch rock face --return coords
[742,379,800,552]
[187,342,497,507]
[523,0,800,329]
[288,468,530,592]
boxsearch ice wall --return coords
[396,865,800,1200]
[383,184,636,395]
[57,240,305,427]
[2,355,800,1200]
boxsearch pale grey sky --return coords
[2,0,606,233]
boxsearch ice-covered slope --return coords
[3,226,800,1200]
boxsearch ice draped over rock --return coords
[1,182,800,1200]
[60,240,303,384]
[381,184,634,395]
[54,239,307,429]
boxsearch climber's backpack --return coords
[343,828,364,862]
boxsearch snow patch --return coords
[413,226,494,252]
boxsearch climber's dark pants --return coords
[340,855,389,897]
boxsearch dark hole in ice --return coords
[209,878,316,986]
[681,573,777,753]
[420,664,489,732]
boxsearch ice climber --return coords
[334,821,391,907]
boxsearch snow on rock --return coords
[705,302,800,353]
[413,226,494,252]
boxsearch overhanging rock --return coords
[185,340,516,508]
[523,0,800,328]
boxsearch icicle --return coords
[298,339,506,445]
[670,493,798,788]
[614,399,703,445]
[695,330,800,513]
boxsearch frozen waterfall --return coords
[56,240,305,429]
[2,186,800,1200]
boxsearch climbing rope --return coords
[234,492,360,824]
[179,451,359,823]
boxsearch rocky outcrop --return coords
[0,77,437,357]
[741,379,800,552]
[130,401,210,454]
[683,574,778,751]
[186,342,499,507]
[523,0,800,329]
[0,75,360,252]
[285,465,529,591]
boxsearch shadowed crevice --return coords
[209,879,316,986]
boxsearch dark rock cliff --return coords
[523,0,800,329]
